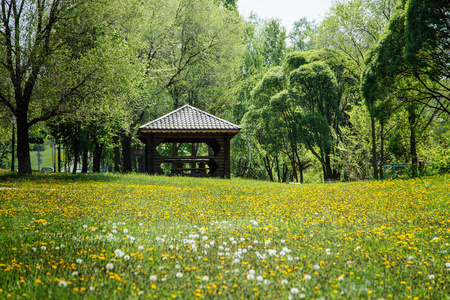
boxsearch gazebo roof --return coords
[138,105,241,134]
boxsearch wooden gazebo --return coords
[137,105,241,178]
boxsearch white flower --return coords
[114,249,124,258]
[111,230,117,234]
[83,225,88,229]
[106,263,114,270]
[290,287,299,294]
[124,255,130,261]
[429,274,435,279]
[280,239,286,244]
[256,276,263,281]
[58,280,68,287]
[76,258,83,264]
[281,279,289,285]
[41,246,46,251]
[139,223,143,226]
[89,286,95,291]
[55,247,60,251]
[71,271,79,277]
[314,264,320,270]
[202,276,209,281]
[240,238,245,242]
[299,293,306,298]
[247,274,255,280]
[210,241,215,246]
[304,274,312,280]
[355,246,361,250]
[176,272,183,278]
[263,279,270,285]
[175,264,181,269]
[445,262,450,268]
[138,246,144,251]
[249,269,256,275]
[123,229,129,234]
[150,275,157,281]
[202,236,208,241]
[32,247,36,252]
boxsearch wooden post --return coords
[224,134,231,178]
[148,135,154,174]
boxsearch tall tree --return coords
[0,0,134,174]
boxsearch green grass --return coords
[0,173,449,299]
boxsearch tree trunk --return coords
[275,156,281,182]
[72,143,79,174]
[16,110,32,174]
[263,156,274,181]
[93,142,103,173]
[410,125,418,178]
[324,154,333,181]
[57,144,61,172]
[379,123,384,179]
[113,135,120,172]
[81,147,88,173]
[121,134,132,172]
[371,117,378,179]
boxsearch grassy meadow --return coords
[0,172,449,299]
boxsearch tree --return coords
[404,0,450,114]
[0,0,135,174]
[289,18,316,52]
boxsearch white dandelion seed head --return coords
[202,275,209,281]
[89,286,95,291]
[138,246,144,251]
[314,264,320,270]
[83,225,88,229]
[290,287,299,294]
[149,275,157,281]
[76,258,83,264]
[304,274,312,280]
[281,279,289,285]
[445,262,450,268]
[124,255,130,261]
[280,239,286,244]
[58,280,68,287]
[123,229,129,234]
[41,246,46,251]
[428,274,435,279]
[247,274,255,280]
[256,276,263,281]
[176,272,183,278]
[106,263,114,270]
[114,249,124,258]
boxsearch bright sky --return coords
[237,0,334,33]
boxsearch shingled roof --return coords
[138,105,241,133]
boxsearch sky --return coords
[237,0,334,33]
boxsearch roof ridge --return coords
[139,105,241,131]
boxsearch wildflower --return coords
[89,286,95,291]
[106,263,114,270]
[71,271,79,277]
[314,264,320,270]
[202,276,209,281]
[256,276,263,281]
[247,274,255,280]
[114,249,124,258]
[299,293,306,298]
[249,269,256,275]
[58,280,68,287]
[150,275,157,281]
[304,274,312,280]
[123,229,129,234]
[263,279,270,285]
[176,272,183,278]
[291,287,299,294]
[138,246,144,251]
[76,259,83,264]
[428,274,435,279]
[281,279,289,285]
[445,262,450,268]
[55,247,60,251]
[83,225,88,229]
[281,239,286,244]
[202,236,208,241]
[41,246,46,251]
[124,255,130,261]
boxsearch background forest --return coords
[0,0,449,182]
